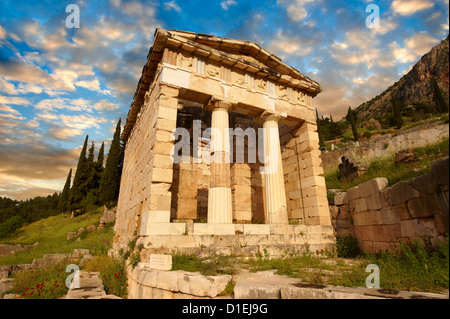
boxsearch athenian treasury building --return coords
[113,29,335,258]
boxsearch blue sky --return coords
[0,0,448,200]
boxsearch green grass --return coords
[171,251,238,276]
[0,207,114,266]
[324,137,449,191]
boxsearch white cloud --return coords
[164,0,181,12]
[75,78,101,91]
[391,0,434,16]
[17,83,43,94]
[0,96,31,105]
[93,100,119,111]
[0,77,18,95]
[0,24,6,40]
[220,0,237,10]
[389,41,417,63]
[48,127,83,140]
[405,32,439,56]
[35,98,92,112]
[285,0,314,22]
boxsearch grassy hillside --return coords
[0,207,114,266]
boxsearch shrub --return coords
[0,216,25,239]
[336,235,360,258]
[83,255,127,298]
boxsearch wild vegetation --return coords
[324,137,449,191]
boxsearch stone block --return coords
[243,224,270,235]
[177,199,198,219]
[379,207,400,225]
[334,192,348,206]
[147,254,172,270]
[400,219,434,238]
[337,204,350,219]
[408,173,437,195]
[352,211,380,226]
[280,285,331,299]
[366,192,388,211]
[193,224,235,235]
[152,167,174,183]
[434,213,449,234]
[431,157,449,186]
[395,204,410,220]
[346,186,360,202]
[407,195,439,218]
[144,223,186,235]
[358,178,389,198]
[386,182,422,206]
[234,282,281,299]
[351,198,368,214]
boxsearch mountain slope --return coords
[355,35,449,120]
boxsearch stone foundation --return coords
[137,224,335,259]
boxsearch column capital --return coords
[205,96,235,112]
[257,109,287,124]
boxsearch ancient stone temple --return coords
[113,29,334,259]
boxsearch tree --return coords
[316,108,325,147]
[68,135,91,211]
[392,97,404,129]
[347,106,359,141]
[58,169,72,212]
[99,119,124,207]
[431,76,449,113]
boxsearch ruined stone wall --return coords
[330,157,449,252]
[321,122,449,172]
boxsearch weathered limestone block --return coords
[408,173,437,195]
[334,192,348,206]
[346,186,360,202]
[351,198,368,214]
[358,178,388,198]
[366,192,388,211]
[386,182,423,206]
[407,195,439,218]
[431,157,449,186]
[400,219,435,238]
[234,282,281,299]
[378,207,400,225]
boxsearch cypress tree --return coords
[431,76,449,113]
[347,106,359,142]
[97,142,105,168]
[57,169,72,212]
[99,119,124,207]
[392,97,404,129]
[316,109,325,147]
[69,135,90,211]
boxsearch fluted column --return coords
[207,100,233,224]
[260,111,288,224]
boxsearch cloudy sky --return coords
[0,0,448,200]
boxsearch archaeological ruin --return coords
[112,29,335,261]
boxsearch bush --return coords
[83,255,127,298]
[0,216,25,239]
[336,236,360,258]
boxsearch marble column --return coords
[207,100,233,224]
[260,111,289,224]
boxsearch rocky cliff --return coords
[356,35,449,120]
